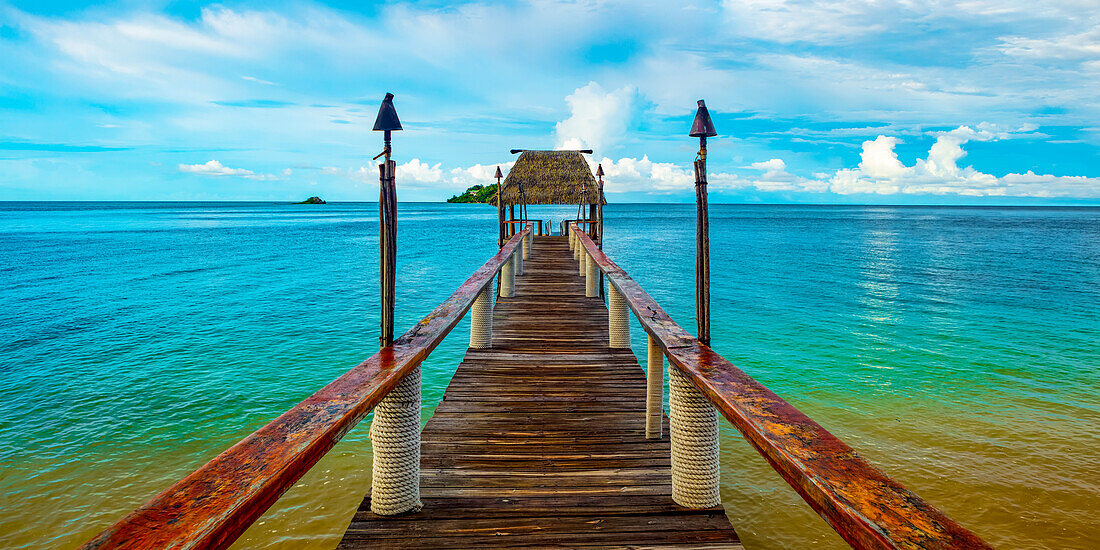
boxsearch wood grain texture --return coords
[570,226,992,550]
[339,236,741,549]
[80,228,532,550]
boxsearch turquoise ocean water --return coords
[1,202,1097,549]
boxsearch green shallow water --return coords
[0,202,1097,549]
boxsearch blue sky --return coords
[0,0,1098,203]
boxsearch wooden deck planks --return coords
[339,236,741,549]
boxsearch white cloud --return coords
[744,157,828,192]
[824,126,1100,197]
[595,156,693,193]
[178,160,285,180]
[179,160,253,177]
[554,82,635,153]
[323,159,514,193]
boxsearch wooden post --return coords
[694,141,711,347]
[607,282,629,348]
[585,250,598,298]
[379,158,397,348]
[470,285,492,349]
[646,335,663,439]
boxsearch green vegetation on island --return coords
[446,183,497,204]
[297,196,326,204]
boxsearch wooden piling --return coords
[379,159,397,348]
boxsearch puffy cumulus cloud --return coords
[178,160,286,180]
[595,156,694,193]
[449,162,515,189]
[743,158,829,192]
[555,82,636,153]
[179,160,252,176]
[825,126,1100,197]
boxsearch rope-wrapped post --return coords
[469,284,492,349]
[646,335,663,439]
[369,365,422,516]
[585,250,599,297]
[514,239,524,276]
[569,228,575,251]
[499,252,515,298]
[608,283,630,348]
[574,231,582,263]
[523,232,532,260]
[668,364,721,508]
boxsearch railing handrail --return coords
[82,225,532,550]
[569,224,990,550]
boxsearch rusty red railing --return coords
[82,226,531,550]
[570,224,991,550]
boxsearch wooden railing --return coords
[569,224,991,550]
[82,226,532,550]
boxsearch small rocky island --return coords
[446,183,497,204]
[297,196,326,204]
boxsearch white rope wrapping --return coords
[469,285,492,348]
[569,230,575,251]
[607,283,629,348]
[523,232,531,260]
[585,252,599,297]
[577,248,586,276]
[514,242,524,276]
[499,254,515,298]
[646,335,663,439]
[369,365,422,516]
[574,237,582,263]
[668,364,721,509]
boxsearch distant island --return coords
[446,183,496,204]
[297,196,326,204]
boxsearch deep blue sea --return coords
[1,202,1097,549]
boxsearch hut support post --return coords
[379,158,397,348]
[695,138,711,346]
[646,335,663,439]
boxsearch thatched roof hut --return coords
[497,151,604,206]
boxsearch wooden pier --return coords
[339,236,741,548]
[82,149,992,550]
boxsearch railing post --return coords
[568,228,575,251]
[585,249,598,297]
[668,364,721,509]
[369,365,422,516]
[514,239,524,276]
[573,229,582,263]
[523,231,532,260]
[500,251,515,298]
[469,284,492,349]
[646,336,663,439]
[608,283,629,348]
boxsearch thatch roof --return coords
[498,151,604,206]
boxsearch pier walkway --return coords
[339,236,742,548]
[82,223,991,550]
